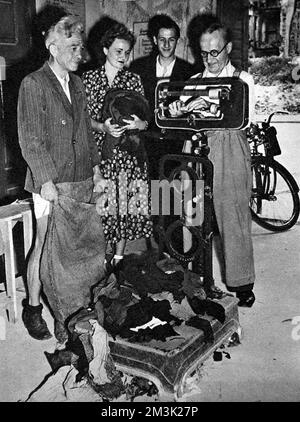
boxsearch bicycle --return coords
[246,111,300,232]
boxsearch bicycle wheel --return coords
[250,157,300,231]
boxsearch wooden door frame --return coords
[0,0,35,202]
[0,93,5,199]
[0,0,36,66]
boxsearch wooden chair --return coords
[0,201,33,323]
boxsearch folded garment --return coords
[187,297,226,323]
[120,297,182,331]
[185,316,214,343]
[120,323,180,343]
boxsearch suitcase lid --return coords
[155,77,249,132]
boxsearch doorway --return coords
[0,0,36,204]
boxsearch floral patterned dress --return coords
[82,66,152,243]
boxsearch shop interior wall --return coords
[95,0,216,64]
[35,1,217,64]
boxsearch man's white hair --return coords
[45,15,83,49]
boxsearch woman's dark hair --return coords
[100,23,135,50]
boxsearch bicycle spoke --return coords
[250,159,299,231]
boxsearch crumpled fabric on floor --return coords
[185,316,214,343]
[103,296,183,342]
[122,252,184,299]
[101,292,140,329]
[91,275,139,329]
[186,297,226,324]
[155,257,184,274]
[92,272,121,304]
[182,270,207,300]
[44,349,74,372]
[85,321,124,400]
[72,317,125,399]
[120,323,181,343]
[26,365,104,402]
[119,297,182,330]
[27,365,159,402]
[44,319,124,400]
[88,320,111,385]
[74,320,124,399]
[78,332,94,363]
[40,179,106,337]
[66,273,122,334]
[125,376,158,401]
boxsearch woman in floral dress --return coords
[82,23,152,269]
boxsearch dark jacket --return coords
[129,53,196,130]
[18,62,100,193]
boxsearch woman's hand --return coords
[122,114,147,131]
[103,117,126,138]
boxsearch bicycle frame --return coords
[248,112,300,231]
[250,133,275,203]
[251,156,276,214]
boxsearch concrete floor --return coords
[0,218,300,403]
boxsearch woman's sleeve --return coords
[132,73,145,96]
[82,71,95,117]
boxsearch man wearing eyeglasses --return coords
[170,20,256,308]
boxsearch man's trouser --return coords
[183,129,255,291]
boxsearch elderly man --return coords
[170,20,255,307]
[18,11,104,341]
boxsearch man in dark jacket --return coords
[130,14,197,180]
[17,12,104,343]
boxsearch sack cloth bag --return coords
[40,178,106,331]
[101,88,151,166]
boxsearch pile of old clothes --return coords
[101,295,183,342]
[117,252,228,345]
[38,249,228,401]
[118,251,185,301]
[42,289,177,400]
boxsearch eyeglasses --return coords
[200,42,229,60]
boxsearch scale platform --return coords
[109,295,240,400]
